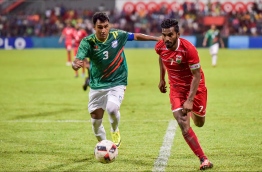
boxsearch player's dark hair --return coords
[92,12,110,25]
[161,19,179,33]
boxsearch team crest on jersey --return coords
[176,55,182,64]
[112,40,118,48]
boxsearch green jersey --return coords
[76,29,129,89]
[204,29,220,47]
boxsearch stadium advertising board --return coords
[116,0,254,13]
[0,37,33,49]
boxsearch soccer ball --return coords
[94,140,118,163]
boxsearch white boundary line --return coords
[152,120,178,172]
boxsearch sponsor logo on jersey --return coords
[112,40,118,48]
[176,55,182,64]
[94,45,99,51]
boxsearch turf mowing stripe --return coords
[2,119,170,123]
[152,120,178,172]
[2,120,91,123]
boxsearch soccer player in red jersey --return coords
[73,23,90,81]
[155,19,213,170]
[59,20,75,67]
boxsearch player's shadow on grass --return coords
[12,108,75,119]
[40,157,93,171]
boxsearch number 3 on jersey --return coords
[103,51,108,60]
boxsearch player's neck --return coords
[95,34,109,43]
[170,40,179,51]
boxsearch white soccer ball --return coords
[94,140,118,163]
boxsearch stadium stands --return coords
[0,0,261,37]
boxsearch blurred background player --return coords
[59,20,75,66]
[202,24,224,67]
[155,19,213,170]
[73,22,90,80]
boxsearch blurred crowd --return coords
[0,1,262,37]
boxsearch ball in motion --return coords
[94,140,118,163]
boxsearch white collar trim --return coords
[175,38,180,51]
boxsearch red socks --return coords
[183,127,207,160]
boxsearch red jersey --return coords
[155,38,206,93]
[62,27,75,45]
[74,29,88,47]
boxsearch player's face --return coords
[162,27,180,50]
[94,19,110,41]
[211,24,216,30]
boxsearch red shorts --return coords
[169,87,207,116]
[65,43,72,50]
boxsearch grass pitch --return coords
[0,48,261,171]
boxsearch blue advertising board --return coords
[228,36,249,49]
[249,37,262,48]
[1,36,261,49]
[0,37,33,49]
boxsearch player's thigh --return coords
[88,88,107,113]
[107,85,126,107]
[192,88,207,117]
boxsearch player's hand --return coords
[72,58,84,71]
[182,99,193,114]
[158,80,167,93]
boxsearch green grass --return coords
[0,48,262,171]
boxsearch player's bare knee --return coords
[192,113,205,127]
[194,121,205,127]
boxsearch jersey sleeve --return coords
[118,30,129,43]
[155,41,162,55]
[187,44,201,70]
[76,38,90,60]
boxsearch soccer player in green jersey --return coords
[202,24,224,67]
[71,12,160,147]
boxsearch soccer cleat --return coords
[66,62,71,66]
[82,77,90,91]
[111,130,121,148]
[200,158,213,170]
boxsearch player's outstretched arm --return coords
[134,33,161,41]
